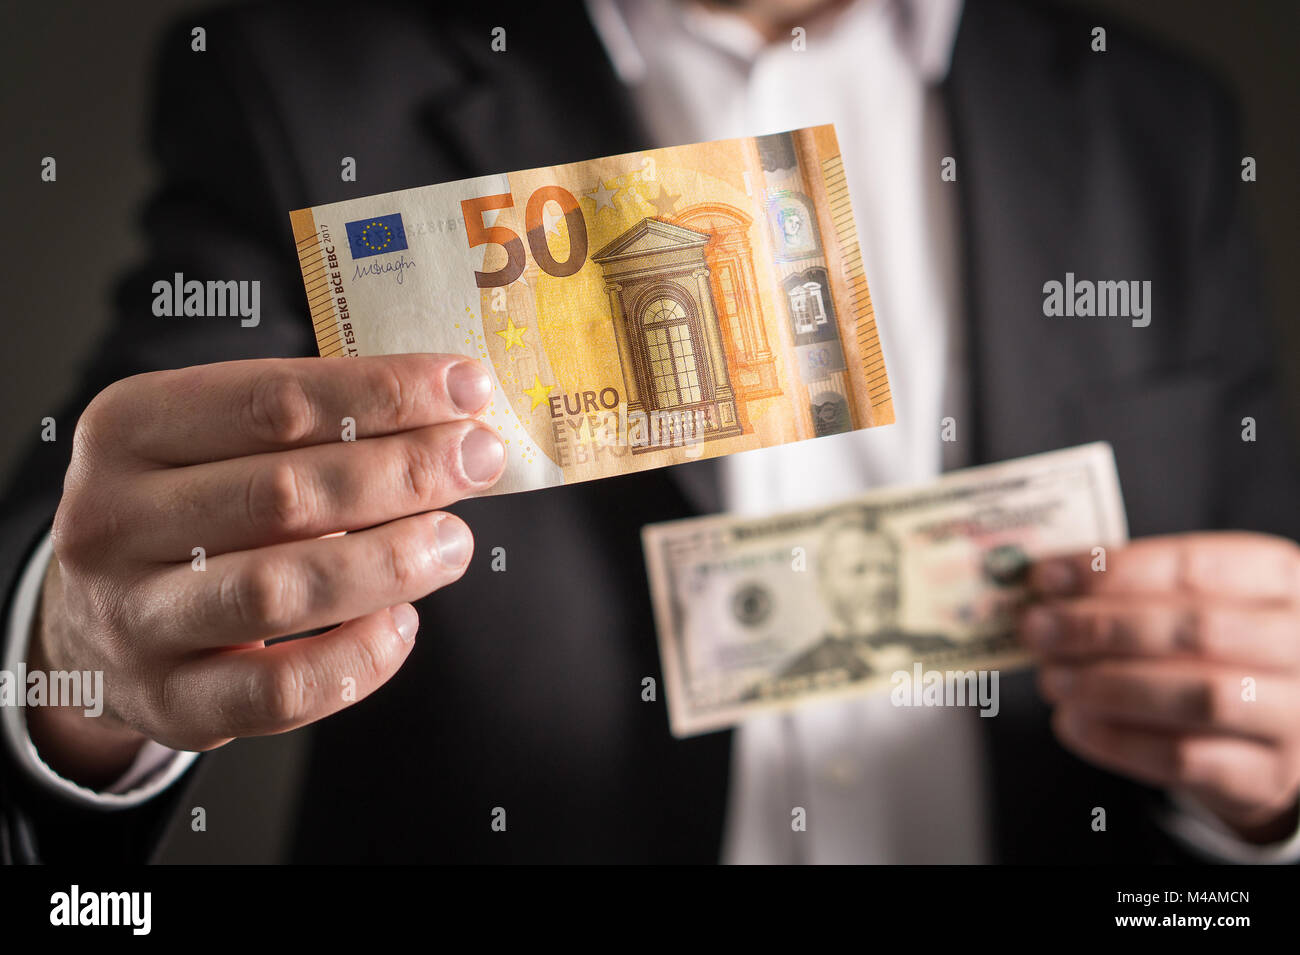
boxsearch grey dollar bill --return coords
[641,442,1128,736]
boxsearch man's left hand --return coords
[1019,532,1300,843]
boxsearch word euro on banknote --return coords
[289,126,892,495]
[642,443,1128,736]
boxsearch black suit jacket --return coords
[2,0,1296,863]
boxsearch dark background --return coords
[1,0,1296,862]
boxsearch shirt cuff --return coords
[1,531,197,810]
[1162,788,1300,864]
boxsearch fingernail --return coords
[447,361,493,414]
[434,516,472,567]
[1040,667,1076,698]
[391,603,419,643]
[1035,559,1079,596]
[460,427,505,484]
[1021,605,1062,650]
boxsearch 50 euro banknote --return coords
[289,126,892,495]
[642,443,1128,736]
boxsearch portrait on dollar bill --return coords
[769,506,956,687]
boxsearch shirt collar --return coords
[586,0,965,86]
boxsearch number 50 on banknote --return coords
[290,125,893,496]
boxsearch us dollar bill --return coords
[642,443,1128,736]
[289,125,892,496]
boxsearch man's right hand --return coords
[27,354,504,787]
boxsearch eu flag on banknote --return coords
[345,213,408,259]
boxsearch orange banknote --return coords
[290,125,893,495]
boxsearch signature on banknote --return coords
[353,252,417,285]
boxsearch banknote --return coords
[641,443,1128,736]
[289,126,893,495]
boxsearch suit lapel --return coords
[419,9,649,177]
[942,0,1118,467]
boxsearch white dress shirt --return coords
[3,0,1297,863]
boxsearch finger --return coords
[1028,533,1300,602]
[1019,597,1300,669]
[1050,705,1296,809]
[125,419,503,557]
[95,354,495,465]
[1037,659,1300,739]
[160,603,421,747]
[141,510,472,648]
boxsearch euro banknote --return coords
[289,126,892,495]
[641,443,1128,736]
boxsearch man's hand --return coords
[28,354,504,787]
[1019,532,1300,843]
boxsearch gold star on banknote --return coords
[650,185,681,216]
[522,375,554,411]
[494,316,527,351]
[584,181,618,211]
